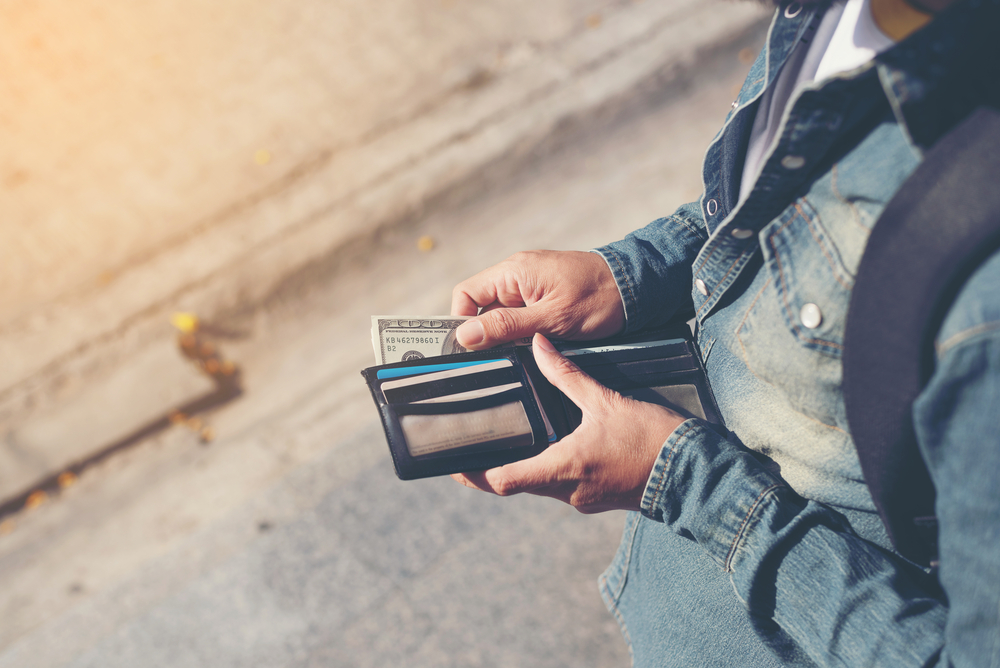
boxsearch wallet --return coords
[361,328,723,480]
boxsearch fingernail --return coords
[457,320,484,346]
[533,333,556,353]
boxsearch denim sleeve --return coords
[910,250,1000,668]
[640,420,950,666]
[592,200,707,334]
[640,320,1000,667]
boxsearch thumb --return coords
[456,306,545,350]
[531,333,612,412]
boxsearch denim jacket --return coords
[594,0,1000,665]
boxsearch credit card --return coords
[379,359,512,388]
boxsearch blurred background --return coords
[0,1,770,665]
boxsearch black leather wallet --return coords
[361,328,723,480]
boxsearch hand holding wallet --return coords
[361,327,723,480]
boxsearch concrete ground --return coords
[0,0,769,501]
[0,32,767,664]
[0,0,774,664]
[2,0,616,323]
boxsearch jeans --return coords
[600,512,794,668]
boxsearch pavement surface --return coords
[0,44,766,666]
[2,0,613,322]
[0,0,768,500]
[0,3,771,666]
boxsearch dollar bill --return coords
[371,316,531,365]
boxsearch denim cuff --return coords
[591,248,639,334]
[639,419,787,571]
[590,206,707,335]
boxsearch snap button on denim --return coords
[706,199,719,216]
[730,100,739,110]
[731,228,753,240]
[800,303,823,329]
[784,2,802,18]
[695,279,709,296]
[781,155,806,169]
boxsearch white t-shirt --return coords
[738,0,896,203]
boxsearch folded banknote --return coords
[371,316,531,365]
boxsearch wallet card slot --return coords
[580,356,698,382]
[412,383,522,404]
[602,369,722,425]
[563,342,693,365]
[382,366,521,404]
[399,403,533,458]
[597,368,702,390]
[375,358,502,380]
[392,386,528,415]
[389,388,537,458]
[618,384,705,420]
[559,369,722,432]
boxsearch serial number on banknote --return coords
[383,336,443,345]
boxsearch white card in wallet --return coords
[399,402,533,457]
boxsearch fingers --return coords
[451,261,538,348]
[456,306,549,349]
[450,250,628,349]
[450,290,485,318]
[452,447,568,496]
[531,333,612,412]
[450,262,524,317]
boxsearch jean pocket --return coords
[600,512,642,607]
[737,200,853,428]
[599,512,641,661]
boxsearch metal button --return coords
[706,199,719,216]
[800,303,823,329]
[730,100,739,110]
[695,279,709,296]
[784,2,802,18]
[731,228,753,240]
[781,155,806,170]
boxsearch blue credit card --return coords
[375,359,504,380]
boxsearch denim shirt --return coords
[594,0,1000,665]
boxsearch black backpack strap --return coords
[843,106,1000,567]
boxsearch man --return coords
[448,0,999,665]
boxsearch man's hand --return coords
[450,250,626,350]
[451,334,687,513]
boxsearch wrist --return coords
[588,248,631,335]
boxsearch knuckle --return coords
[508,249,541,264]
[486,308,520,340]
[568,490,599,514]
[491,472,517,496]
[507,250,531,264]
